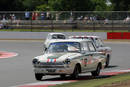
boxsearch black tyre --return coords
[105,56,110,67]
[71,65,80,79]
[35,73,43,81]
[60,74,66,78]
[91,64,101,76]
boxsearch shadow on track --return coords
[41,75,113,81]
[40,65,119,81]
[106,65,118,69]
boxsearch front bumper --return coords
[34,67,73,75]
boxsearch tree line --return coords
[0,0,129,11]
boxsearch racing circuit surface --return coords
[0,40,130,87]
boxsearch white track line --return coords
[11,81,75,87]
[11,69,130,87]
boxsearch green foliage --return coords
[0,0,24,11]
[92,0,109,11]
[48,0,94,11]
[22,0,47,10]
[111,0,130,11]
[36,4,51,11]
[0,0,119,11]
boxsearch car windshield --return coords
[46,42,81,53]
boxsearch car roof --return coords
[48,33,65,36]
[69,35,100,39]
[48,39,91,43]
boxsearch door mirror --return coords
[43,47,47,54]
[43,44,47,53]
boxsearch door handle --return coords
[89,54,93,56]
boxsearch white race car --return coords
[32,39,106,80]
[44,33,66,48]
[69,35,112,67]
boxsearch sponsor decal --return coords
[47,59,57,63]
[81,58,87,66]
[87,56,93,64]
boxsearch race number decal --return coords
[81,58,87,66]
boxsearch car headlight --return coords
[32,59,38,64]
[63,59,71,64]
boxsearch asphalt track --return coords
[0,40,130,87]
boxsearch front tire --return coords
[35,73,43,81]
[91,64,101,76]
[60,74,66,78]
[71,65,80,79]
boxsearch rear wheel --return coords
[105,56,110,67]
[35,73,43,81]
[91,64,101,76]
[71,65,80,79]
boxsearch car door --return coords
[85,41,98,71]
[80,42,89,72]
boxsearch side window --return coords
[95,38,100,47]
[98,38,104,46]
[52,35,57,39]
[82,42,89,51]
[95,38,104,47]
[88,42,96,52]
[57,35,65,39]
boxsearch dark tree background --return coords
[110,0,130,11]
[0,0,129,11]
[0,0,24,11]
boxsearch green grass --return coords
[0,28,129,32]
[52,73,130,87]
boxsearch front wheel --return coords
[60,74,66,78]
[91,64,101,76]
[35,73,43,81]
[71,65,80,79]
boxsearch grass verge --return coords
[51,73,130,87]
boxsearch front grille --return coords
[34,62,65,68]
[35,65,64,68]
[39,62,64,65]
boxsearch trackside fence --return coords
[0,11,130,32]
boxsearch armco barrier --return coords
[107,32,122,39]
[123,32,130,39]
[107,32,130,39]
[1,32,130,40]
